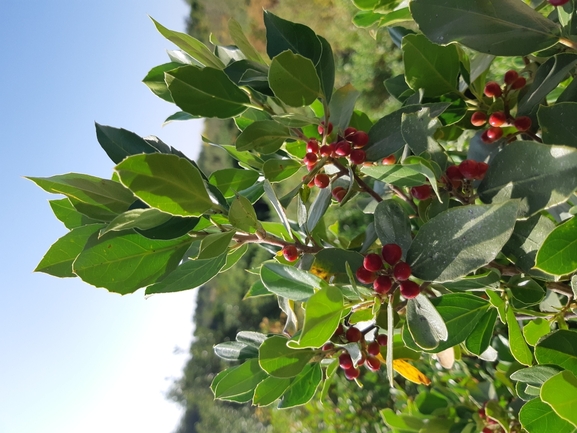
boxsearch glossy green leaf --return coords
[486,290,507,324]
[235,120,291,153]
[410,0,561,56]
[523,319,551,346]
[381,408,425,431]
[198,231,236,259]
[278,363,322,408]
[165,65,249,118]
[260,261,324,301]
[49,198,100,229]
[328,84,360,134]
[269,51,321,107]
[289,285,344,349]
[374,199,413,259]
[228,18,266,64]
[95,123,160,165]
[115,153,212,217]
[401,108,448,170]
[536,217,577,276]
[258,335,315,378]
[541,371,577,428]
[27,174,134,221]
[406,201,518,283]
[209,168,260,198]
[507,306,534,366]
[465,308,497,356]
[228,194,259,233]
[509,276,545,307]
[213,341,259,361]
[163,111,199,125]
[73,231,191,294]
[306,187,332,233]
[520,398,577,433]
[151,18,224,69]
[135,214,200,240]
[316,35,335,102]
[263,180,292,237]
[212,358,267,399]
[510,365,563,386]
[35,224,103,278]
[402,34,459,97]
[361,160,438,189]
[540,103,577,148]
[253,376,291,407]
[406,293,448,350]
[263,159,301,183]
[100,208,173,235]
[224,59,273,96]
[535,330,577,375]
[309,248,364,285]
[478,142,577,218]
[353,10,384,27]
[142,62,182,103]
[442,270,500,292]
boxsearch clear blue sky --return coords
[1,0,204,432]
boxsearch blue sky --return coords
[1,0,204,432]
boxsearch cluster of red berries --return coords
[323,324,388,380]
[355,243,421,299]
[304,124,369,170]
[471,70,532,144]
[444,159,489,187]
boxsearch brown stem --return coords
[332,160,384,203]
[546,281,574,298]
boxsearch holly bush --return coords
[30,1,577,432]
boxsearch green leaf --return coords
[507,306,534,366]
[224,59,273,96]
[381,408,425,431]
[35,224,103,277]
[486,289,507,324]
[541,371,577,428]
[511,365,563,386]
[361,160,438,190]
[198,231,236,259]
[524,319,551,347]
[95,123,160,165]
[213,341,259,361]
[353,10,384,28]
[269,51,321,107]
[263,159,302,183]
[289,285,344,349]
[402,34,459,97]
[406,201,518,283]
[540,102,577,148]
[100,208,173,236]
[535,330,577,376]
[209,168,260,198]
[260,261,324,301]
[228,194,260,233]
[27,174,134,221]
[151,18,225,69]
[49,198,100,229]
[253,376,291,407]
[316,35,335,102]
[410,0,561,56]
[401,108,448,170]
[165,65,249,119]
[374,200,413,258]
[520,398,577,433]
[486,400,511,433]
[73,231,192,294]
[115,153,213,217]
[235,120,291,153]
[536,217,577,276]
[212,358,267,399]
[309,248,364,285]
[406,293,448,350]
[135,214,200,240]
[142,62,182,103]
[228,18,266,64]
[328,84,360,134]
[258,335,315,378]
[306,187,332,233]
[465,308,498,356]
[442,270,500,292]
[509,276,545,307]
[478,141,577,218]
[278,363,322,408]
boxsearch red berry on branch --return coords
[346,326,363,342]
[393,261,412,281]
[367,341,381,356]
[400,280,421,299]
[382,243,402,265]
[322,342,335,351]
[411,184,432,201]
[486,126,503,141]
[332,186,346,200]
[513,116,532,132]
[306,139,319,154]
[356,266,377,284]
[349,149,366,165]
[282,245,299,262]
[339,352,353,369]
[376,334,388,346]
[511,76,527,90]
[471,111,487,126]
[446,165,464,181]
[350,131,369,147]
[333,323,344,336]
[488,111,506,127]
[334,141,352,156]
[304,152,318,165]
[314,173,330,189]
[318,121,333,135]
[344,126,357,138]
[484,81,502,98]
[549,0,569,6]
[504,70,519,85]
[373,275,393,294]
[476,162,489,180]
[320,143,334,157]
[344,366,360,380]
[364,253,383,272]
[459,159,479,180]
[366,355,381,371]
[382,154,396,165]
[481,129,493,144]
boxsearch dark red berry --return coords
[334,188,346,203]
[382,243,402,265]
[484,81,502,98]
[446,165,464,181]
[318,121,333,135]
[333,323,344,336]
[350,131,369,147]
[363,253,383,272]
[400,280,421,299]
[393,261,412,281]
[476,162,489,180]
[344,126,357,137]
[306,139,319,154]
[356,266,377,284]
[357,354,366,366]
[332,186,346,200]
[320,143,334,157]
[339,352,353,369]
[411,184,432,201]
[376,334,388,346]
[373,275,393,294]
[344,366,360,380]
[349,149,366,165]
[471,111,487,126]
[513,116,532,132]
[486,126,503,141]
[511,76,526,90]
[282,245,299,262]
[488,111,506,127]
[367,341,381,356]
[304,152,318,165]
[346,326,363,343]
[322,342,335,351]
[481,129,493,144]
[549,0,570,5]
[382,154,396,165]
[459,159,479,180]
[314,173,330,189]
[366,356,381,371]
[504,70,519,85]
[334,141,351,157]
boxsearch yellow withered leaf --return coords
[376,353,431,386]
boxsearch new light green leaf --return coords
[269,50,321,107]
[536,217,577,276]
[520,398,577,433]
[49,198,100,229]
[253,376,291,406]
[209,168,260,198]
[507,306,534,366]
[228,194,260,233]
[541,371,577,428]
[260,261,324,301]
[228,18,266,64]
[115,153,213,217]
[212,358,267,399]
[258,335,315,378]
[524,319,551,347]
[278,363,322,408]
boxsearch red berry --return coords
[318,121,333,135]
[367,341,381,356]
[411,184,432,201]
[393,261,412,281]
[376,334,388,346]
[373,275,393,294]
[306,139,319,154]
[339,352,353,369]
[346,326,363,342]
[333,323,344,336]
[484,81,502,98]
[459,159,479,180]
[549,0,569,6]
[476,162,489,180]
[322,342,335,351]
[366,355,381,371]
[349,149,366,165]
[488,111,506,127]
[486,126,503,141]
[504,70,519,85]
[314,173,330,189]
[399,280,421,299]
[446,165,464,181]
[304,152,318,165]
[363,253,383,272]
[282,245,299,262]
[332,186,346,200]
[382,154,396,165]
[471,111,487,127]
[307,178,315,187]
[320,143,334,157]
[344,126,357,137]
[344,366,360,380]
[334,141,351,156]
[514,116,532,132]
[334,188,346,203]
[356,266,377,284]
[350,131,369,147]
[511,76,527,90]
[382,243,402,265]
[481,129,493,144]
